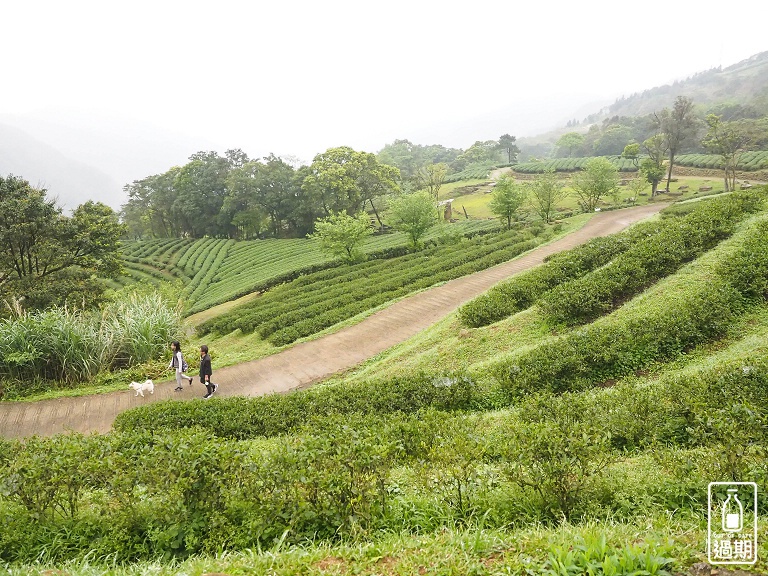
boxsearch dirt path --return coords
[0,204,666,439]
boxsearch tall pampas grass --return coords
[0,290,183,388]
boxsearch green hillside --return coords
[115,219,499,314]
[517,52,768,162]
[608,51,768,118]
[5,189,768,575]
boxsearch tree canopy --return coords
[387,191,437,248]
[0,175,125,312]
[488,175,526,229]
[121,147,400,240]
[307,210,373,263]
[702,114,757,191]
[528,169,568,223]
[571,157,619,212]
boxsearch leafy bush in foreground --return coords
[114,372,479,439]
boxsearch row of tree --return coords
[120,135,521,240]
[314,153,630,265]
[376,135,519,180]
[122,148,400,240]
[616,96,768,194]
[553,96,768,194]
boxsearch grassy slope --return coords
[12,517,736,576]
[115,172,736,317]
[23,308,768,574]
[117,218,501,315]
[7,214,591,403]
[13,201,768,575]
[328,210,767,386]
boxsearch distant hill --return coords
[605,51,768,118]
[0,123,120,212]
[0,109,212,211]
[517,52,768,157]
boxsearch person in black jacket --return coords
[199,345,218,399]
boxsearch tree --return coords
[592,124,632,156]
[555,132,585,158]
[388,191,437,248]
[571,157,619,212]
[0,176,126,311]
[620,143,640,169]
[225,155,300,238]
[528,169,567,223]
[121,168,182,238]
[625,177,647,204]
[173,151,232,238]
[307,210,373,263]
[453,140,499,170]
[498,134,520,164]
[302,147,400,218]
[488,175,526,229]
[702,114,756,192]
[641,134,668,196]
[414,162,448,202]
[377,140,461,182]
[657,95,699,192]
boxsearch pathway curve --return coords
[0,204,666,439]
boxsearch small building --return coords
[437,198,454,220]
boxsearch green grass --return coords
[7,514,752,576]
[4,194,768,574]
[118,219,501,315]
[328,207,768,389]
[114,175,729,316]
[0,214,588,403]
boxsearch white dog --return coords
[129,379,154,397]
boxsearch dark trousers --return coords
[201,377,216,394]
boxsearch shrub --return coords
[491,393,617,521]
[0,290,182,397]
[718,216,768,300]
[458,226,652,327]
[537,191,762,325]
[200,226,551,344]
[492,278,744,399]
[114,372,480,439]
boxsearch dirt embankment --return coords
[510,165,767,184]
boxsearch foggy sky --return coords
[2,0,767,208]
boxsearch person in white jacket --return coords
[169,340,194,391]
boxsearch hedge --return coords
[114,372,480,439]
[537,190,763,325]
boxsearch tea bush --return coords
[492,277,744,398]
[538,191,763,325]
[718,216,768,300]
[200,225,551,344]
[114,372,480,439]
[458,230,643,327]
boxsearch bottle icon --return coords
[722,488,743,532]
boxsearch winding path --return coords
[0,204,666,439]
